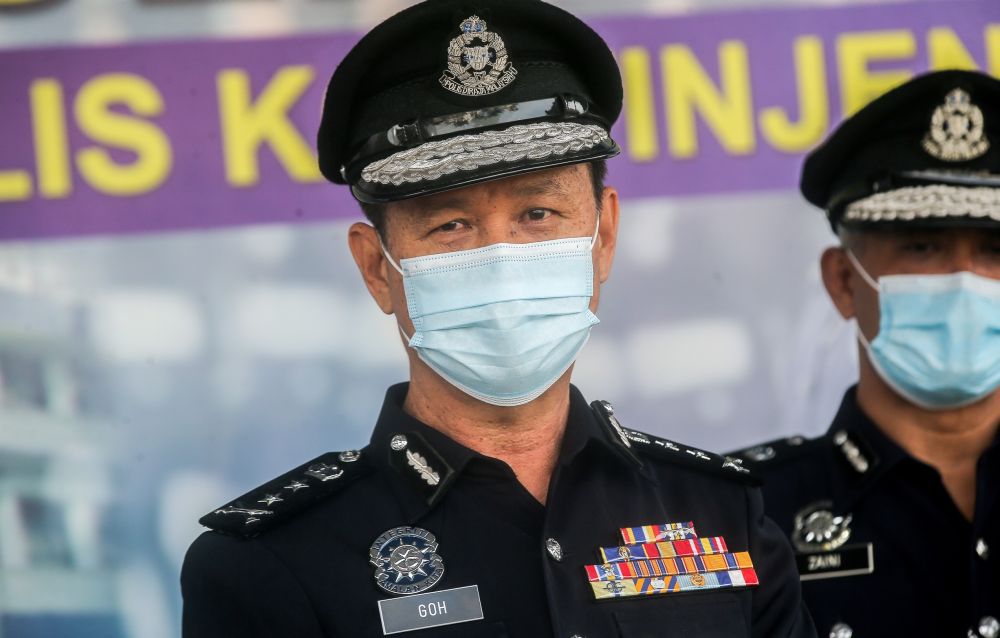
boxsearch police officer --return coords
[732,70,1000,638]
[181,1,815,636]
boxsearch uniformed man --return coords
[181,1,815,636]
[732,70,1000,638]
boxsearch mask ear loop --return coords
[590,211,602,250]
[844,249,880,292]
[381,240,404,276]
[843,249,881,353]
[378,241,415,344]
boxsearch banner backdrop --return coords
[1,0,998,241]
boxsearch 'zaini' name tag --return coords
[378,585,484,635]
[797,543,874,581]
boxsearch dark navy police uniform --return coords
[182,0,816,635]
[733,70,1000,638]
[735,388,999,638]
[183,385,814,637]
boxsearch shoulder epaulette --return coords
[199,448,370,538]
[591,400,760,486]
[728,435,822,471]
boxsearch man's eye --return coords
[525,209,552,222]
[901,240,939,254]
[436,220,466,233]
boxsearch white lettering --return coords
[417,601,448,617]
[808,553,842,571]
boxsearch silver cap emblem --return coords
[923,88,990,162]
[439,15,517,97]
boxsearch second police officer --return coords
[735,70,1000,638]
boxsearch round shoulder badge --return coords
[369,526,445,596]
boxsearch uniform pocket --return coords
[613,594,748,637]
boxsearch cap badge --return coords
[922,88,990,162]
[370,526,446,595]
[439,15,517,97]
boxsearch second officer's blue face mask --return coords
[383,216,601,407]
[847,250,1000,410]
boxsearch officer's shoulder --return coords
[591,400,760,486]
[198,448,372,538]
[727,434,827,474]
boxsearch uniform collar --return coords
[369,383,647,522]
[825,387,906,510]
[825,386,1000,509]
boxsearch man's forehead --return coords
[855,225,1000,241]
[392,164,591,216]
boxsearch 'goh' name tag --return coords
[378,585,484,635]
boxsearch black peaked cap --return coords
[317,0,623,203]
[801,70,1000,231]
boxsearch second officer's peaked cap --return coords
[317,0,623,203]
[801,70,1000,231]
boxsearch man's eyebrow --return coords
[510,178,573,199]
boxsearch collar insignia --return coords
[439,15,517,97]
[370,526,446,595]
[923,88,990,162]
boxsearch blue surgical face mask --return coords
[847,250,1000,410]
[383,219,600,407]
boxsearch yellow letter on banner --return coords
[928,28,978,71]
[760,36,829,153]
[620,47,659,162]
[31,79,72,198]
[217,66,321,186]
[838,30,916,116]
[75,73,173,196]
[988,25,1000,77]
[0,170,31,202]
[663,40,755,158]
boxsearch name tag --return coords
[797,543,874,581]
[378,585,484,635]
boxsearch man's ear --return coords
[820,246,857,320]
[348,222,395,314]
[595,186,620,283]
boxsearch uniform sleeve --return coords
[181,530,327,638]
[746,486,817,638]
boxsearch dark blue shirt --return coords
[182,384,814,638]
[735,388,1000,638]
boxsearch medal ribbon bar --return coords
[599,536,729,563]
[586,551,753,582]
[620,521,697,544]
[590,567,760,600]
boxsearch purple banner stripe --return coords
[0,0,997,241]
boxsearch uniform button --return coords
[829,622,853,638]
[976,538,990,560]
[545,538,564,561]
[980,616,1000,638]
[390,435,408,451]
